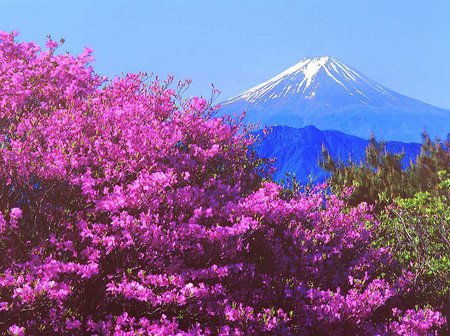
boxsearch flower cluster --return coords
[0,31,445,335]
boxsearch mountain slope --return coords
[253,125,422,182]
[220,57,449,142]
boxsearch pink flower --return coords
[9,208,22,229]
[66,319,82,330]
[8,325,25,336]
[0,212,6,233]
[45,39,58,50]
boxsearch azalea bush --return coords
[0,31,446,335]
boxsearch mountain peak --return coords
[219,57,450,142]
[289,55,335,70]
[280,56,332,84]
[226,55,382,105]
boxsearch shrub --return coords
[0,31,444,335]
[375,172,450,320]
[321,134,449,211]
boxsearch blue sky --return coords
[2,0,449,108]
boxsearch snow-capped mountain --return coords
[219,56,450,142]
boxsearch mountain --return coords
[253,125,422,182]
[220,56,450,142]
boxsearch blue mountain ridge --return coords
[252,125,422,183]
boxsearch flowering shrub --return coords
[0,31,445,335]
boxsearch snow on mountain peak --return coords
[279,56,330,79]
[225,56,396,105]
[219,56,450,142]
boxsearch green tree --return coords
[321,133,449,211]
[375,172,450,317]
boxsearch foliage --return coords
[375,173,450,319]
[412,137,450,195]
[0,31,445,335]
[321,118,450,330]
[321,133,450,210]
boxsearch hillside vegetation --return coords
[0,31,447,335]
[321,134,450,329]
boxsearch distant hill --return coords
[253,125,422,182]
[220,56,449,142]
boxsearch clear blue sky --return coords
[2,0,449,108]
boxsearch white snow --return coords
[323,65,350,92]
[219,55,449,143]
[224,56,400,106]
